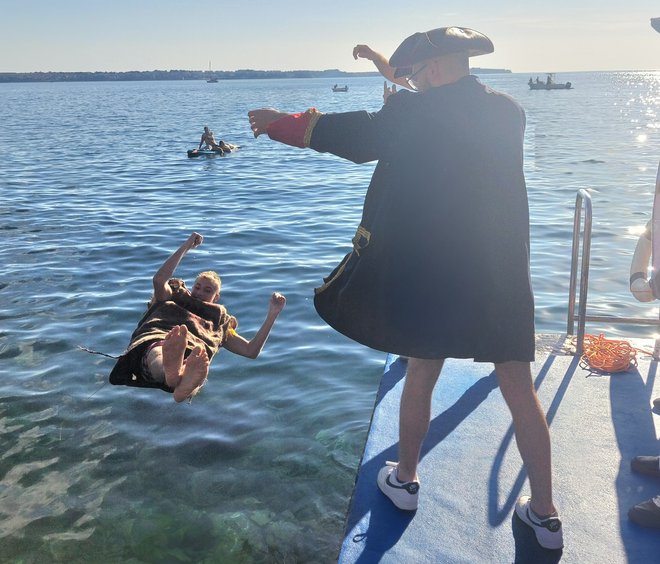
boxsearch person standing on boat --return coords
[627,20,660,530]
[627,165,660,529]
[248,26,562,550]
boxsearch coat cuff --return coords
[267,108,322,148]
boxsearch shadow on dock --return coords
[339,335,660,563]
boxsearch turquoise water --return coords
[0,72,658,562]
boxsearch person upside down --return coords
[109,232,286,402]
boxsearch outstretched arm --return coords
[152,232,203,302]
[352,44,409,88]
[224,293,286,359]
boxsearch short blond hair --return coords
[197,271,221,291]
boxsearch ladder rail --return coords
[566,189,660,357]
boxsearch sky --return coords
[0,0,658,74]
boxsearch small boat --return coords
[332,85,349,92]
[652,17,660,32]
[528,74,572,90]
[529,82,572,90]
[206,61,218,83]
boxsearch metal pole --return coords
[566,193,582,336]
[575,190,592,355]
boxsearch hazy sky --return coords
[1,1,658,74]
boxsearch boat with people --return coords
[528,74,572,90]
[332,84,349,92]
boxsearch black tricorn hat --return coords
[390,27,494,78]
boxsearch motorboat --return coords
[528,75,572,90]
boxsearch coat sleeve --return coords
[309,91,412,163]
[263,91,411,164]
[309,110,382,164]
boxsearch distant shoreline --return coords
[0,68,511,84]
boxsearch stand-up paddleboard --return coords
[187,148,224,157]
[187,146,241,158]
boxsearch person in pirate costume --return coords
[248,26,563,549]
[109,232,286,403]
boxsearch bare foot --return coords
[162,325,188,389]
[173,346,209,403]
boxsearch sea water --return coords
[0,72,658,562]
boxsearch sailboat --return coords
[206,61,218,83]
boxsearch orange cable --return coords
[578,333,638,373]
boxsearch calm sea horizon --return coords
[0,71,658,562]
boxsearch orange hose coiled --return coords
[579,334,638,373]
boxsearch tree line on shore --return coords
[0,67,510,84]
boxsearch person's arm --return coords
[248,104,389,164]
[152,233,202,302]
[352,44,409,88]
[223,293,286,359]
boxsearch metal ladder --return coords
[566,189,660,357]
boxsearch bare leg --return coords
[396,358,444,482]
[162,325,188,389]
[496,360,556,516]
[173,346,209,403]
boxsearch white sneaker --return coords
[377,461,419,511]
[515,496,564,549]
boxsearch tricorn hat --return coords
[390,27,494,78]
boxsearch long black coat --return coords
[310,75,535,362]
